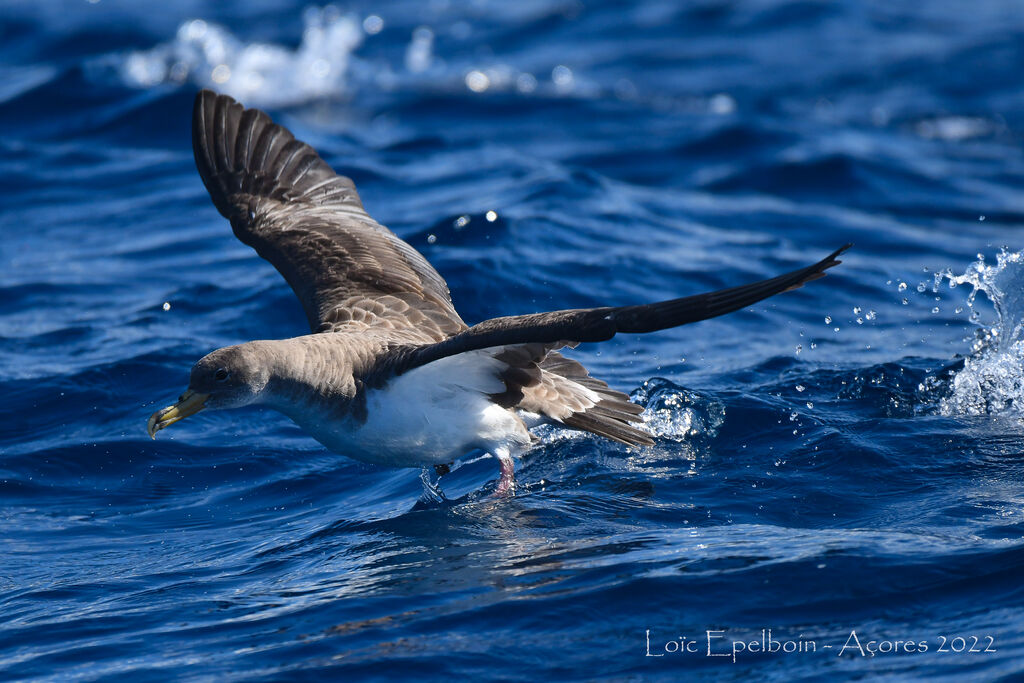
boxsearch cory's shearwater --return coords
[147,89,849,494]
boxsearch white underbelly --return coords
[303,351,532,468]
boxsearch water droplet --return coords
[824,315,832,324]
[795,385,806,393]
[454,215,470,229]
[898,282,907,292]
[427,234,437,244]
[789,412,798,421]
[901,298,909,305]
[708,93,736,115]
[856,317,864,324]
[979,215,986,221]
[310,58,330,79]
[932,307,940,314]
[162,302,171,311]
[405,26,434,73]
[363,15,384,34]
[185,19,207,40]
[551,65,574,92]
[516,73,537,93]
[794,344,802,355]
[169,61,188,82]
[211,64,231,83]
[853,307,861,314]
[485,210,498,222]
[806,401,813,409]
[865,310,877,320]
[465,70,490,92]
[810,342,817,349]
[917,282,927,293]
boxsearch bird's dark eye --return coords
[214,368,230,382]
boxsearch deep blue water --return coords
[5,0,1024,679]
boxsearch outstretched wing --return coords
[191,89,466,339]
[363,245,849,446]
[373,245,851,382]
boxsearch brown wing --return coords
[376,245,851,379]
[364,246,849,446]
[191,89,466,339]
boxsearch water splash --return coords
[87,7,746,109]
[111,8,363,107]
[930,250,1024,416]
[631,378,726,441]
[529,378,724,447]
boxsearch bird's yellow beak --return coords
[147,389,209,439]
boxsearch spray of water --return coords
[112,8,364,107]
[930,249,1024,416]
[632,378,726,442]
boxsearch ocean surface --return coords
[4,0,1024,679]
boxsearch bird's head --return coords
[147,344,271,438]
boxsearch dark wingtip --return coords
[784,243,852,291]
[193,88,237,113]
[823,242,853,268]
[192,89,245,219]
[190,88,360,224]
[817,243,853,271]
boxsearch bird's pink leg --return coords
[494,447,516,496]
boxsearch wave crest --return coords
[113,8,363,107]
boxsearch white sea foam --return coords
[529,378,724,448]
[930,250,1024,416]
[914,116,999,141]
[115,8,363,107]
[96,7,734,109]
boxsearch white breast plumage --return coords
[307,350,531,468]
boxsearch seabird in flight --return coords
[147,89,849,494]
